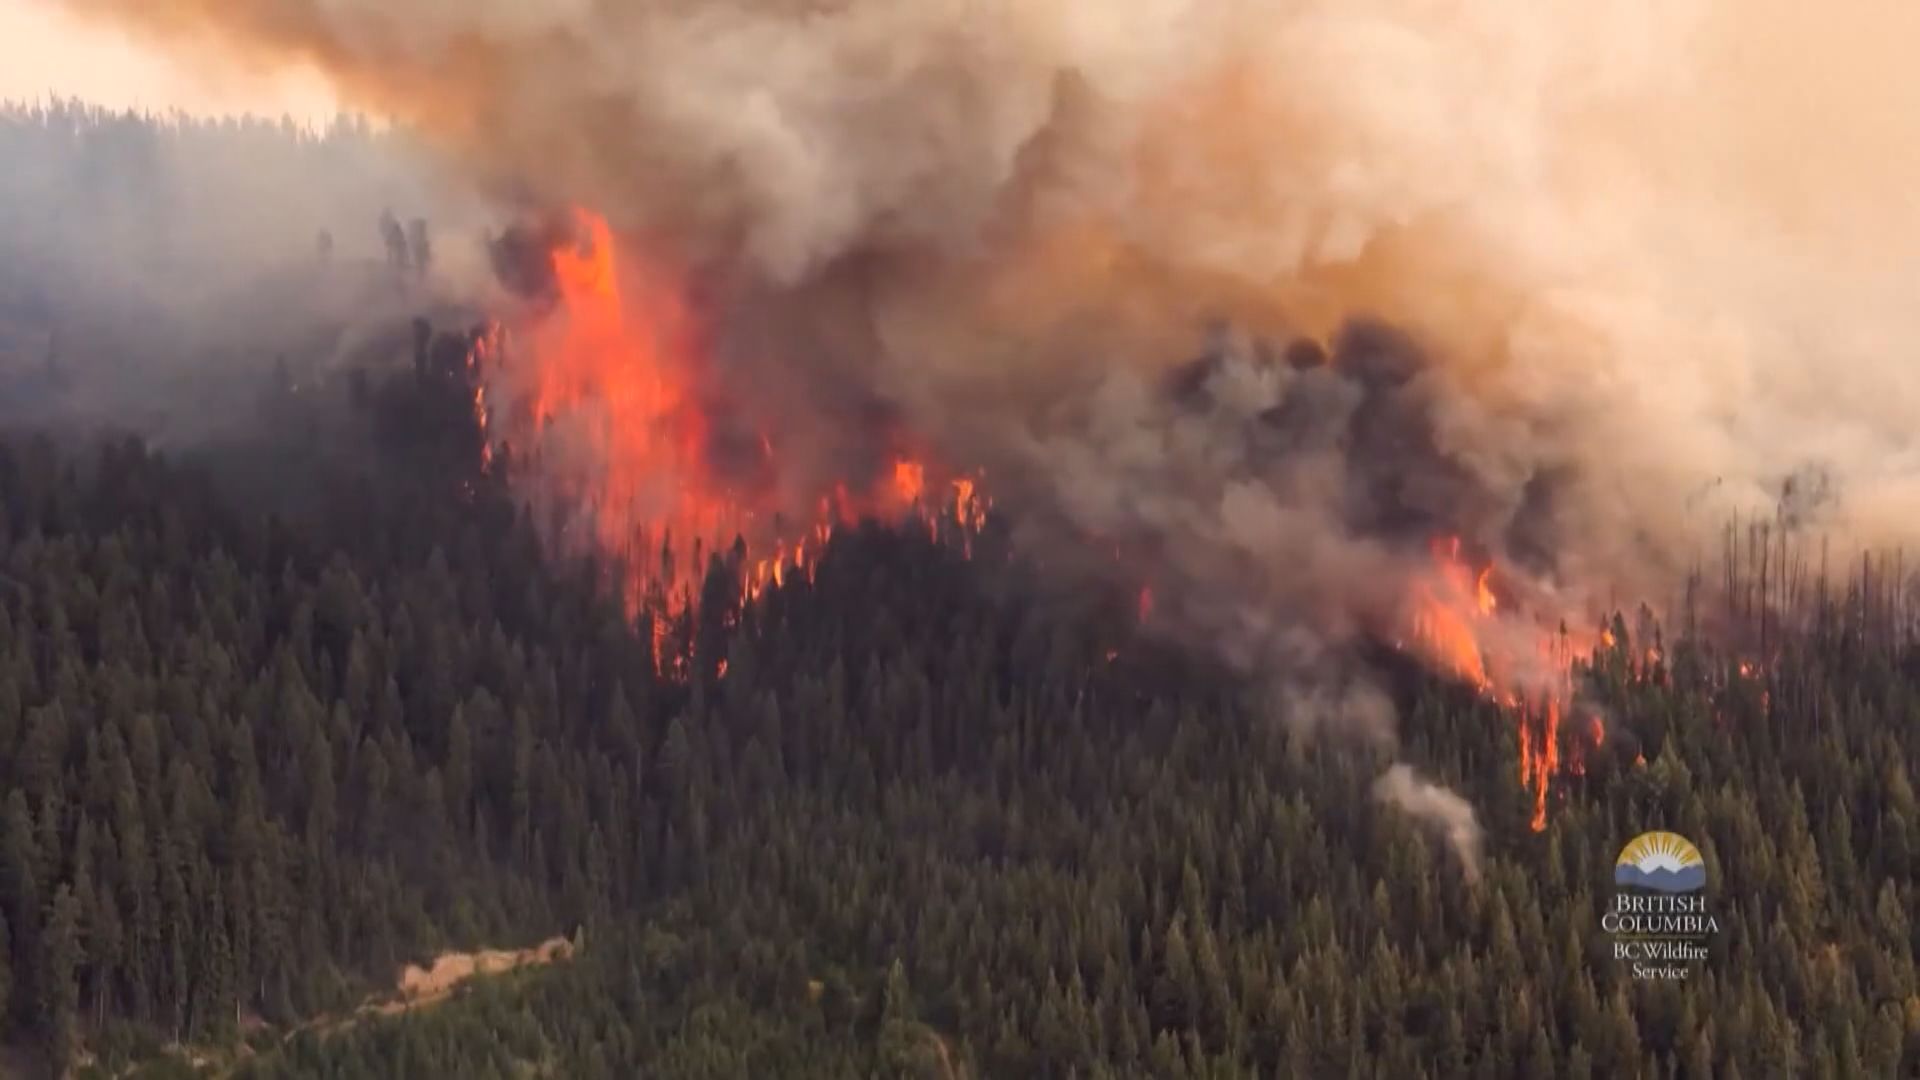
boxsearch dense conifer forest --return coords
[0,331,1908,1080]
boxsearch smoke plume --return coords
[1375,764,1484,882]
[49,0,1920,858]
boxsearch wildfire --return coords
[480,213,1630,808]
[894,458,926,504]
[518,207,729,611]
[481,208,990,678]
[1407,536,1606,832]
[1410,537,1493,690]
[467,325,502,471]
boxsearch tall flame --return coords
[1407,536,1603,831]
[523,208,732,610]
[1411,537,1493,690]
[483,208,989,675]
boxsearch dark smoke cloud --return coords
[974,319,1555,705]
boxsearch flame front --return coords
[480,208,989,676]
[487,214,1604,822]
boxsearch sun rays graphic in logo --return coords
[1614,831,1706,893]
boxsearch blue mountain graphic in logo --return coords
[1613,862,1707,893]
[1614,831,1707,893]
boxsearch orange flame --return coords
[1532,697,1560,831]
[894,458,926,504]
[525,208,728,608]
[484,208,991,679]
[1407,536,1607,832]
[1410,537,1491,690]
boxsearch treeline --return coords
[0,100,423,268]
[0,365,1912,1077]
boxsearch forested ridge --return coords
[0,358,1913,1080]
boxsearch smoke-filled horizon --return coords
[39,0,1920,868]
[0,98,503,444]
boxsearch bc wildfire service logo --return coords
[1602,830,1719,980]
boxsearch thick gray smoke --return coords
[44,0,1920,867]
[988,318,1552,671]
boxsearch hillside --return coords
[0,359,1907,1079]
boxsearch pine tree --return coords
[1,789,38,1024]
[0,910,12,1029]
[43,883,81,1075]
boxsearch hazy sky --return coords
[0,0,342,120]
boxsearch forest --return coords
[0,100,1913,1080]
[0,308,1906,1079]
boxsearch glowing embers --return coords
[466,323,504,473]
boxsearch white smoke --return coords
[1374,763,1484,881]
